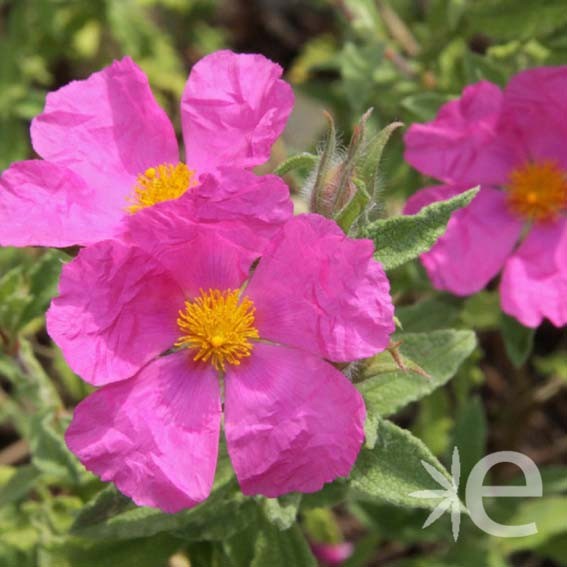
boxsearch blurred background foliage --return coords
[0,1,566,566]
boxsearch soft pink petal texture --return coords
[120,208,265,295]
[181,50,294,174]
[404,185,522,295]
[224,343,365,497]
[501,219,567,328]
[502,66,567,169]
[117,167,292,250]
[404,81,523,186]
[0,161,118,247]
[31,57,179,212]
[47,240,184,387]
[311,543,354,566]
[66,353,221,513]
[246,214,394,362]
[183,167,293,234]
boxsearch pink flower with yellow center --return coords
[47,197,395,513]
[0,50,294,247]
[404,67,567,328]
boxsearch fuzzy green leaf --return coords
[273,153,317,176]
[359,330,476,448]
[0,466,41,508]
[350,419,464,511]
[262,493,302,531]
[251,519,316,567]
[335,178,370,233]
[363,187,479,271]
[452,397,486,500]
[500,313,535,367]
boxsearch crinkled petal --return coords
[31,57,179,211]
[502,66,567,169]
[120,207,266,295]
[246,214,395,362]
[181,50,294,174]
[501,219,567,328]
[404,185,522,295]
[184,167,293,235]
[66,353,221,513]
[224,343,365,497]
[404,81,523,186]
[47,240,184,387]
[0,161,120,247]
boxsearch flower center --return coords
[175,289,259,371]
[506,160,567,222]
[127,162,198,213]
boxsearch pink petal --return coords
[246,215,394,362]
[502,66,567,168]
[47,240,184,387]
[501,219,567,328]
[311,542,354,566]
[404,185,522,295]
[181,50,294,174]
[404,81,523,186]
[66,353,221,513]
[184,167,293,235]
[119,208,264,295]
[224,343,365,497]
[31,57,178,212]
[0,161,120,247]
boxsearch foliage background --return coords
[0,1,566,566]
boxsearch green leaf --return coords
[452,397,486,500]
[72,462,255,542]
[273,153,317,177]
[0,266,30,336]
[401,93,452,122]
[19,250,63,329]
[251,518,316,567]
[349,418,464,511]
[311,112,337,214]
[499,497,567,553]
[359,330,476,447]
[500,313,535,367]
[0,466,40,508]
[300,481,348,510]
[358,121,403,204]
[43,533,181,567]
[0,251,63,339]
[412,390,453,457]
[302,508,342,545]
[29,411,83,484]
[461,291,501,331]
[363,187,479,271]
[468,0,567,40]
[338,42,383,113]
[396,295,461,332]
[261,493,302,531]
[335,178,370,233]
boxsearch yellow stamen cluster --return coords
[506,161,567,222]
[175,289,259,371]
[127,162,197,213]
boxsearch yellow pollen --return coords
[506,161,567,222]
[127,162,197,213]
[175,289,259,371]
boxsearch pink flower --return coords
[0,50,294,248]
[311,542,354,566]
[47,201,395,513]
[404,69,567,327]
